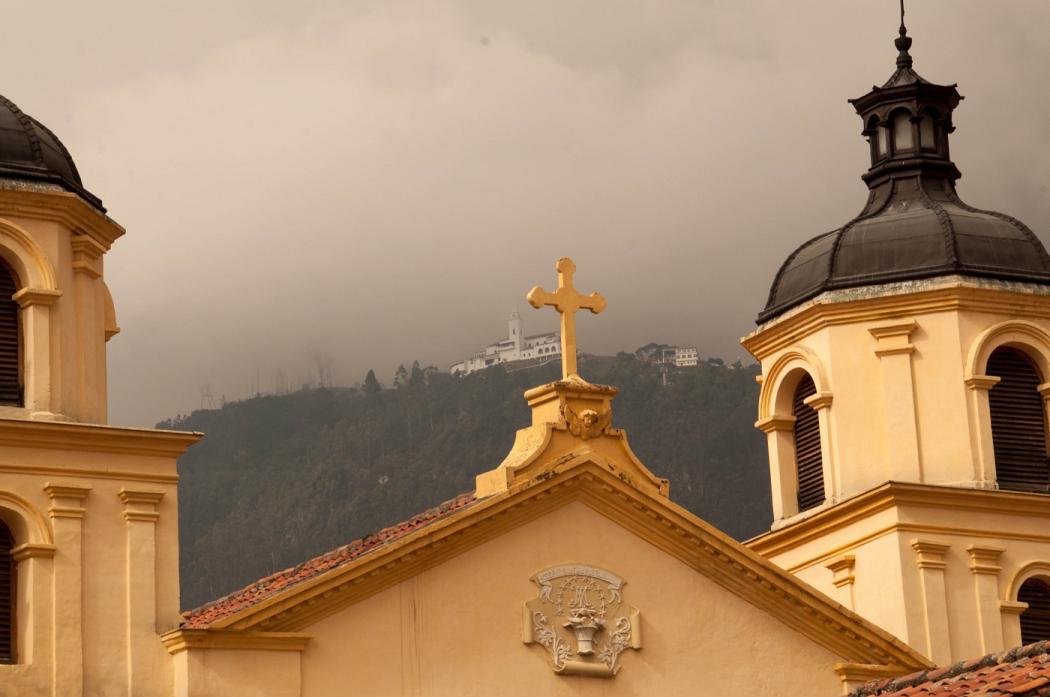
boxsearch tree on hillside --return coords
[363,369,381,396]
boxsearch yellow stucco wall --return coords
[0,421,197,697]
[751,484,1050,664]
[284,501,847,697]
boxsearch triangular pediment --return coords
[172,452,929,674]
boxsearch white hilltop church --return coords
[3,9,1050,697]
[449,310,562,375]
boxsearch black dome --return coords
[759,24,1050,323]
[0,95,104,211]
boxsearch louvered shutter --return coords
[988,348,1049,493]
[1020,578,1050,645]
[0,263,20,406]
[793,375,825,512]
[0,522,13,664]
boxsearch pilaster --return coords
[964,375,1001,486]
[869,321,921,481]
[45,483,90,697]
[825,554,856,610]
[10,542,55,666]
[756,415,797,520]
[999,600,1027,650]
[119,488,164,697]
[14,288,62,418]
[71,235,105,423]
[911,539,952,665]
[966,545,1005,653]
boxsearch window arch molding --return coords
[759,348,831,422]
[1001,562,1050,648]
[967,321,1050,382]
[0,218,58,293]
[0,493,51,549]
[1006,561,1050,601]
[965,321,1050,487]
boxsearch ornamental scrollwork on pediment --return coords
[522,564,640,677]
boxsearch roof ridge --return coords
[852,640,1050,696]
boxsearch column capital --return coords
[999,599,1028,616]
[11,542,57,561]
[965,374,1001,391]
[912,539,950,569]
[966,544,1005,574]
[825,554,856,589]
[45,483,91,519]
[119,488,164,523]
[14,287,62,308]
[755,415,796,433]
[803,391,834,411]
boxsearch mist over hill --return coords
[166,353,771,611]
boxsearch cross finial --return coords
[527,257,606,379]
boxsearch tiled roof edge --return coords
[851,641,1050,696]
[180,490,479,628]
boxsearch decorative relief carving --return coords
[561,404,612,440]
[523,565,640,677]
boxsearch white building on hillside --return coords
[450,311,561,375]
[661,346,699,367]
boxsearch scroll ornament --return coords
[523,565,641,677]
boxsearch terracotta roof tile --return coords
[853,642,1050,697]
[181,491,478,629]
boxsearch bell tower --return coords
[745,11,1050,666]
[0,95,122,423]
[0,94,198,695]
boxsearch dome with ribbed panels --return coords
[0,94,104,212]
[759,23,1050,324]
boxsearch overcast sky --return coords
[5,1,1048,426]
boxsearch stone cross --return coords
[527,257,607,379]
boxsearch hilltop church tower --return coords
[745,18,1050,666]
[0,95,198,695]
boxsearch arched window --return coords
[0,520,14,663]
[891,110,915,154]
[920,108,939,152]
[793,374,824,512]
[1019,578,1050,645]
[0,261,20,406]
[988,347,1049,492]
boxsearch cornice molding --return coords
[743,282,1050,359]
[160,629,312,654]
[749,482,1050,560]
[198,460,929,673]
[0,418,201,457]
[0,188,124,249]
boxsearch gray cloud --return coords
[5,0,1047,425]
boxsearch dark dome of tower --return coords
[0,95,104,212]
[759,23,1050,324]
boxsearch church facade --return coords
[1,11,1050,697]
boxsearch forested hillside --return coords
[165,354,771,610]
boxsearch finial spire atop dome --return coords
[895,0,914,68]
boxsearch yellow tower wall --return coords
[0,421,198,697]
